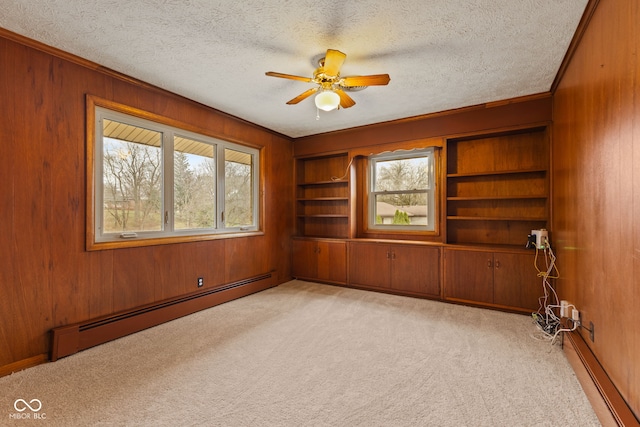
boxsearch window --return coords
[90,103,260,248]
[368,148,436,231]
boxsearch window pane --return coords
[374,194,428,226]
[174,136,216,230]
[93,106,262,247]
[224,148,253,227]
[368,148,435,232]
[102,120,163,233]
[374,157,429,191]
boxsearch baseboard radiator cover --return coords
[563,331,639,426]
[50,272,275,362]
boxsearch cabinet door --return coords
[391,245,441,297]
[493,252,540,311]
[444,249,493,303]
[317,240,347,284]
[348,242,390,289]
[292,239,318,280]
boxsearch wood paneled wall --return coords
[0,31,293,370]
[293,94,552,157]
[4,2,639,419]
[552,0,639,419]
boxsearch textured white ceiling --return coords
[1,0,588,138]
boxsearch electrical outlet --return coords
[589,321,595,342]
[197,277,204,287]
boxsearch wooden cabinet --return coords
[293,153,350,285]
[443,248,541,312]
[446,128,549,247]
[349,242,389,289]
[292,238,347,284]
[291,129,550,313]
[349,241,440,297]
[295,153,351,239]
[390,244,441,296]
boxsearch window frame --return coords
[366,148,437,234]
[86,96,262,250]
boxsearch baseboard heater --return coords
[50,272,275,362]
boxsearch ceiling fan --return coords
[265,49,391,111]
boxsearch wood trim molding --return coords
[0,354,48,378]
[85,94,266,251]
[563,331,639,426]
[551,0,601,93]
[348,137,444,158]
[293,93,552,157]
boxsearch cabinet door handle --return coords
[495,260,500,269]
[391,252,396,260]
[487,259,492,268]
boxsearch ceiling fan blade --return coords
[265,71,313,83]
[335,89,356,109]
[341,74,391,87]
[286,87,319,104]
[323,49,347,76]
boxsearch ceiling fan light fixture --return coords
[314,90,340,111]
[266,48,389,111]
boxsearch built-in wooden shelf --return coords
[297,214,349,218]
[447,216,548,221]
[295,153,351,239]
[297,197,349,202]
[447,195,546,201]
[447,168,546,178]
[446,128,550,246]
[298,180,348,186]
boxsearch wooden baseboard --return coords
[50,272,276,361]
[0,354,48,378]
[563,331,639,426]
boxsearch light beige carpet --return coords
[1,280,600,426]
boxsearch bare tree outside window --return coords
[224,149,253,227]
[174,136,217,230]
[103,138,162,233]
[370,150,434,229]
[93,108,259,246]
[375,157,428,210]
